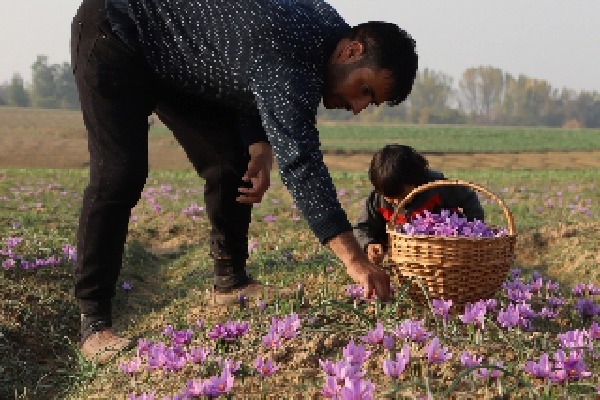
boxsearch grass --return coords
[2,106,600,153]
[1,167,599,399]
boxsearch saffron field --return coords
[1,167,599,399]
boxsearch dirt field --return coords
[1,132,600,171]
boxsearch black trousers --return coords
[72,0,251,320]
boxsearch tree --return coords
[31,55,58,108]
[407,68,455,123]
[6,73,30,107]
[54,62,80,109]
[458,66,504,123]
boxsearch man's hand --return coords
[366,243,385,264]
[328,231,391,301]
[237,141,273,204]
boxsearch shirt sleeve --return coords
[248,58,351,244]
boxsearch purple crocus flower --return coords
[339,377,375,400]
[424,337,452,364]
[187,346,211,364]
[497,304,521,329]
[588,321,600,340]
[360,322,385,345]
[62,244,77,262]
[459,301,487,329]
[347,284,364,299]
[382,344,410,378]
[393,319,431,343]
[553,349,592,381]
[474,361,504,380]
[382,335,395,350]
[558,329,588,350]
[523,353,552,379]
[575,298,600,319]
[572,283,587,296]
[254,355,280,377]
[263,215,276,223]
[432,298,452,322]
[342,340,372,366]
[202,368,235,397]
[460,351,483,369]
[216,358,242,374]
[119,358,142,374]
[261,330,282,349]
[319,359,364,383]
[172,329,194,345]
[321,375,339,398]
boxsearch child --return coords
[353,144,484,264]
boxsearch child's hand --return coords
[367,244,385,264]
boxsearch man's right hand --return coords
[327,231,391,301]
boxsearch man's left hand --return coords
[236,141,273,204]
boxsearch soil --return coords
[1,132,599,171]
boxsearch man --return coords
[71,0,418,363]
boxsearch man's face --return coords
[323,60,394,115]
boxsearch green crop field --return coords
[3,106,600,154]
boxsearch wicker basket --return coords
[384,179,517,310]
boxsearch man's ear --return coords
[337,40,365,63]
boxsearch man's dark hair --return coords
[345,21,418,105]
[368,144,428,197]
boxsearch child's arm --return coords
[353,191,387,253]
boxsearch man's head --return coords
[323,22,418,114]
[369,144,428,201]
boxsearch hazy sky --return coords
[1,0,599,92]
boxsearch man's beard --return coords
[323,62,357,109]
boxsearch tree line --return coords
[1,57,599,128]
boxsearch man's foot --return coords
[80,329,132,364]
[212,278,294,306]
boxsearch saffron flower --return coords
[254,354,280,377]
[432,298,452,322]
[460,351,483,369]
[319,359,365,383]
[459,301,487,329]
[339,377,375,400]
[347,284,364,299]
[424,337,452,364]
[188,346,211,364]
[523,353,552,379]
[202,368,235,397]
[497,304,521,329]
[360,322,385,345]
[393,319,431,343]
[343,340,372,366]
[382,344,410,378]
[475,361,504,380]
[119,358,142,374]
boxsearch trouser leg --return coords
[71,0,156,326]
[155,99,252,289]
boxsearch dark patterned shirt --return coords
[105,0,352,243]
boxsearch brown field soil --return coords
[1,128,600,171]
[1,106,600,170]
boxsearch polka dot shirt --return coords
[107,0,353,243]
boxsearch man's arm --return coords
[327,231,391,301]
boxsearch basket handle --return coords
[387,179,516,235]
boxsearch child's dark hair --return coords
[368,144,429,197]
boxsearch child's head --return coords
[368,144,428,201]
